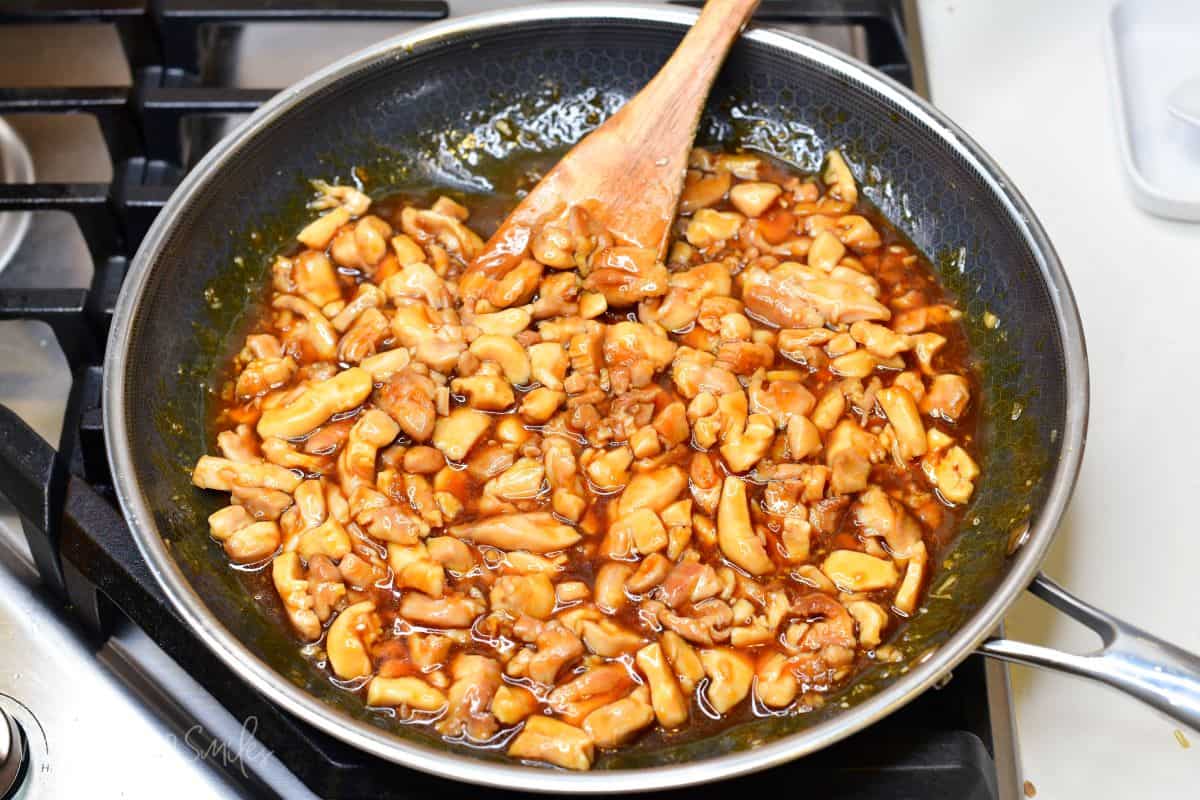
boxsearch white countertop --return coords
[920,0,1200,796]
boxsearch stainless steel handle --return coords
[977,573,1200,731]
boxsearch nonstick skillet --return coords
[103,3,1200,793]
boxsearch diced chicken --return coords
[450,512,581,553]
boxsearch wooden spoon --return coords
[461,0,761,300]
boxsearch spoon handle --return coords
[588,0,762,256]
[634,0,762,124]
[465,0,761,284]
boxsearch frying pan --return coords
[102,3,1200,792]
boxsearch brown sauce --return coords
[201,147,981,768]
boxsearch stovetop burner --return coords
[0,2,1011,798]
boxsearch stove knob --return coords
[0,708,26,799]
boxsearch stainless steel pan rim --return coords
[103,3,1089,793]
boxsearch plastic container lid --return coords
[1106,0,1200,221]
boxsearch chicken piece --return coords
[741,262,889,328]
[401,204,484,261]
[272,294,340,361]
[921,373,971,421]
[788,592,858,674]
[748,371,816,429]
[846,600,889,649]
[656,630,704,696]
[625,553,673,594]
[485,457,547,501]
[922,445,980,505]
[490,574,556,620]
[337,409,400,496]
[651,597,734,646]
[594,562,633,613]
[580,619,645,657]
[389,303,466,373]
[659,560,722,609]
[717,476,773,575]
[485,257,543,309]
[236,355,297,399]
[507,716,594,770]
[528,341,568,391]
[892,303,963,334]
[824,420,885,495]
[547,663,635,725]
[821,549,899,592]
[650,261,733,332]
[399,591,483,627]
[893,542,928,615]
[680,168,733,213]
[600,508,666,560]
[616,466,688,517]
[730,181,783,218]
[432,408,491,462]
[583,686,655,748]
[853,486,925,559]
[308,179,370,216]
[877,386,927,461]
[491,685,539,725]
[449,512,581,553]
[850,320,911,358]
[367,676,447,712]
[271,552,322,641]
[822,150,858,204]
[438,654,501,741]
[231,485,293,522]
[380,260,453,309]
[528,621,585,685]
[635,643,689,728]
[192,456,302,494]
[670,346,741,400]
[584,246,670,306]
[374,369,438,443]
[581,446,632,494]
[603,321,677,392]
[699,648,754,714]
[686,208,745,248]
[719,399,776,474]
[326,601,380,680]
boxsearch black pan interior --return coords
[118,16,1068,768]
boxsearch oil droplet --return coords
[983,310,999,329]
[1010,401,1024,421]
[1175,729,1191,749]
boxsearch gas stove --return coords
[0,2,1016,798]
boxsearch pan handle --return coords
[977,573,1200,732]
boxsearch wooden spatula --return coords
[461,0,761,299]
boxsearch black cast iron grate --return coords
[0,3,995,798]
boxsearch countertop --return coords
[919,0,1200,796]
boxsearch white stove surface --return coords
[0,2,1018,798]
